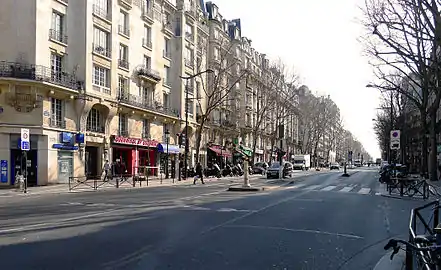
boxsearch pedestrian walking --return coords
[194,162,204,185]
[102,160,111,182]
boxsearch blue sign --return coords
[21,141,30,151]
[0,160,7,183]
[75,133,85,144]
[61,132,73,144]
[52,144,79,150]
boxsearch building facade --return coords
[0,0,302,186]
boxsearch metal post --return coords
[184,90,189,180]
[166,138,169,179]
[24,151,27,194]
[389,91,393,164]
[279,138,283,180]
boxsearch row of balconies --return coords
[116,92,179,118]
[0,61,84,90]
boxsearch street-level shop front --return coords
[110,136,159,176]
[157,143,182,178]
[207,144,232,168]
[0,130,84,186]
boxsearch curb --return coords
[227,186,262,192]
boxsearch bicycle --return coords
[384,237,441,269]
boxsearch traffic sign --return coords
[21,128,30,151]
[390,130,401,142]
[390,141,400,150]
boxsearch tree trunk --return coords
[195,119,206,165]
[429,113,438,181]
[251,129,258,164]
[420,111,428,178]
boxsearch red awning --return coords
[208,146,232,157]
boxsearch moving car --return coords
[252,162,268,175]
[329,163,340,170]
[266,162,294,179]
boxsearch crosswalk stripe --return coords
[339,186,355,192]
[304,185,322,190]
[321,185,337,191]
[358,188,371,194]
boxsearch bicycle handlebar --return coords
[385,239,441,260]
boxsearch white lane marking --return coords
[304,185,322,191]
[286,184,306,190]
[0,208,122,234]
[320,185,337,191]
[339,186,355,193]
[358,188,371,195]
[224,225,364,240]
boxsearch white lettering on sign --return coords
[112,136,158,147]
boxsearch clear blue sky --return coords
[212,0,381,158]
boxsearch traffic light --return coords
[178,133,186,147]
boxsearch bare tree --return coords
[248,60,299,163]
[193,41,249,164]
[361,0,441,179]
[265,61,301,160]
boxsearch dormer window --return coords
[212,4,218,18]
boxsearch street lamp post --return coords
[180,69,214,180]
[165,130,170,179]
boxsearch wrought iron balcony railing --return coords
[93,43,111,58]
[49,118,66,129]
[142,38,152,49]
[117,93,179,117]
[118,59,129,70]
[118,25,130,37]
[135,66,161,82]
[87,125,105,133]
[118,130,129,137]
[92,5,111,21]
[49,29,68,44]
[0,61,84,90]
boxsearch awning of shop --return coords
[239,145,253,157]
[157,144,181,154]
[208,146,232,157]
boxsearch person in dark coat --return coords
[194,162,204,185]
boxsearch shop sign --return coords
[0,160,7,183]
[112,136,158,147]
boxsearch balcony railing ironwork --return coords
[49,118,66,129]
[118,25,130,37]
[117,93,179,117]
[93,43,112,58]
[118,59,129,70]
[118,130,129,137]
[136,66,161,81]
[49,29,68,44]
[142,8,154,20]
[87,125,105,133]
[0,61,83,90]
[92,5,111,21]
[142,38,152,49]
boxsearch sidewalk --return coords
[0,174,263,197]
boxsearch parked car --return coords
[252,162,268,175]
[330,163,340,170]
[267,162,294,179]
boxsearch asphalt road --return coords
[0,168,425,269]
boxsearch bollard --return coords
[243,160,250,188]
